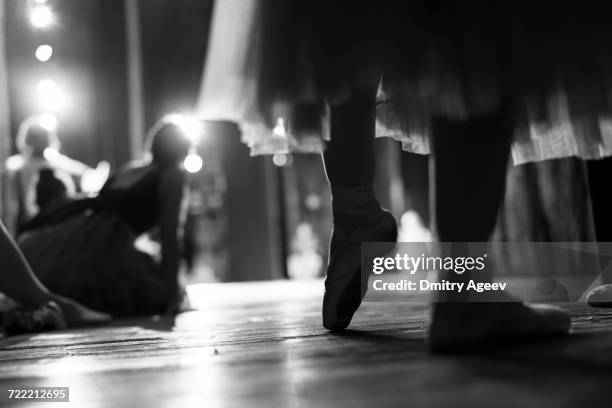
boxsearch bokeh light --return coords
[167,113,203,143]
[184,152,203,173]
[38,112,58,132]
[272,153,288,167]
[178,117,203,143]
[37,78,56,93]
[30,5,54,28]
[43,147,60,161]
[37,79,66,111]
[35,44,53,62]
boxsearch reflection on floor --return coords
[1,279,612,407]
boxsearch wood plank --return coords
[1,280,612,407]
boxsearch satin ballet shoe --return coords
[3,301,67,335]
[428,301,570,353]
[586,284,612,307]
[323,208,398,331]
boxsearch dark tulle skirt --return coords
[198,0,612,163]
[18,210,169,316]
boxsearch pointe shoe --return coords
[586,284,612,307]
[428,301,570,353]
[3,301,67,335]
[323,208,397,331]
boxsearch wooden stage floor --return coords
[1,279,612,407]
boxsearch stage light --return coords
[167,113,203,143]
[43,147,59,160]
[184,152,203,173]
[5,155,24,172]
[38,113,57,131]
[178,117,203,143]
[37,79,66,111]
[35,44,53,62]
[37,78,57,95]
[30,5,54,28]
[272,153,288,167]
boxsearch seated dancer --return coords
[0,221,110,334]
[4,115,109,235]
[17,117,191,316]
[198,0,612,351]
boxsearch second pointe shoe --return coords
[428,301,570,353]
[323,207,397,331]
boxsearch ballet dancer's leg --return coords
[0,222,110,327]
[0,222,53,307]
[428,107,570,352]
[321,88,397,330]
[585,158,612,306]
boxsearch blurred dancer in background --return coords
[4,114,109,235]
[18,116,192,316]
[0,221,110,334]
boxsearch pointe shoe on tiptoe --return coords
[587,284,612,308]
[429,300,570,353]
[3,301,67,335]
[323,208,398,331]
[52,295,112,327]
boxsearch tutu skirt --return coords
[18,210,169,316]
[198,0,612,164]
